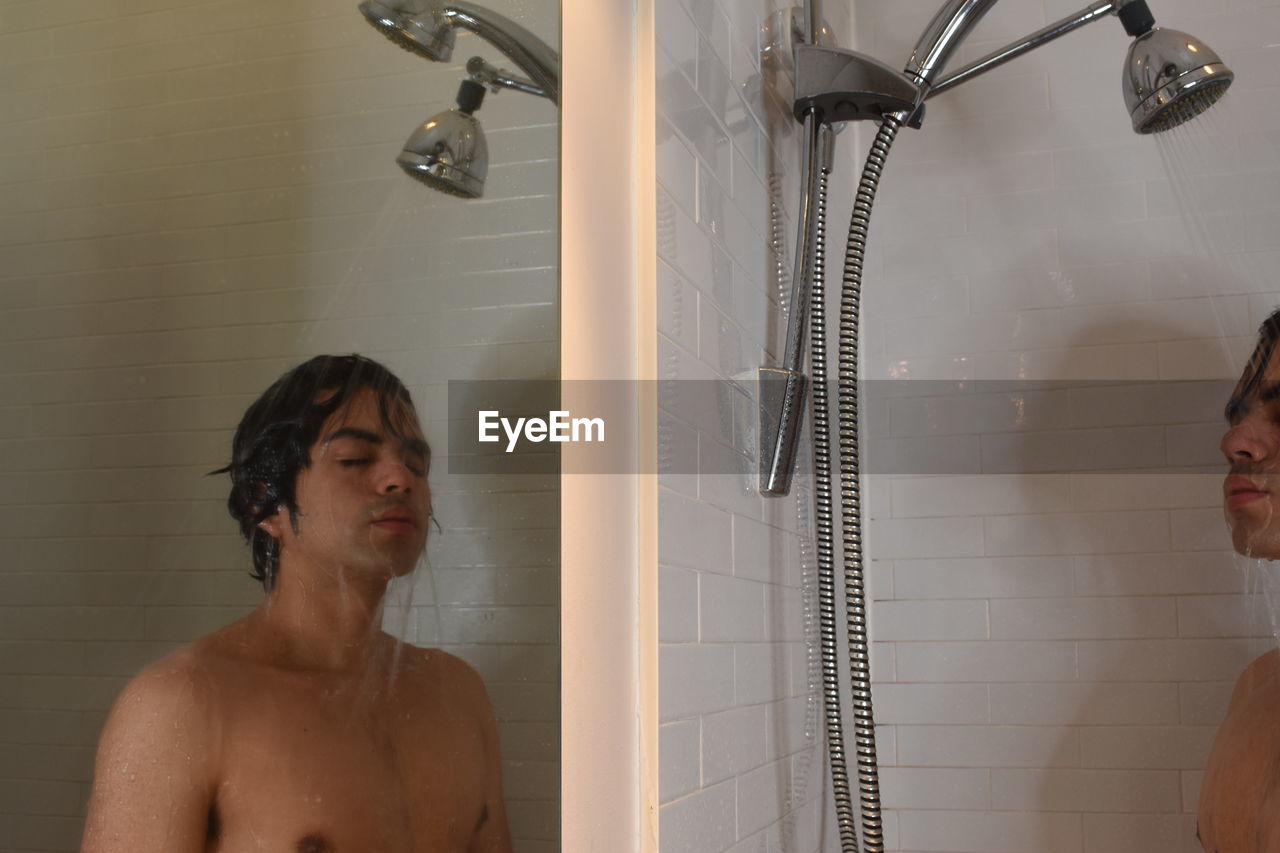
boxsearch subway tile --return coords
[732,515,793,584]
[970,263,1150,314]
[765,695,813,761]
[700,574,766,642]
[1076,637,1267,681]
[891,475,1073,517]
[658,491,733,573]
[980,426,1169,475]
[989,597,1176,640]
[992,768,1181,812]
[966,181,1144,233]
[989,682,1180,726]
[702,704,766,784]
[896,724,1079,768]
[873,599,989,641]
[1079,725,1217,770]
[660,719,700,802]
[1073,552,1242,596]
[661,642,735,721]
[1068,473,1221,513]
[1181,769,1203,813]
[656,0,698,83]
[878,766,991,810]
[983,510,1171,556]
[874,683,992,725]
[1178,680,1236,726]
[972,343,1161,382]
[867,516,985,559]
[1177,594,1268,638]
[887,389,1074,439]
[896,640,1078,682]
[864,434,984,476]
[894,556,1074,599]
[1169,507,1230,552]
[897,809,1083,853]
[660,566,700,644]
[734,642,788,707]
[1159,337,1256,380]
[1083,812,1203,853]
[660,780,737,853]
[736,759,790,837]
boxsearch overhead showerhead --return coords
[396,80,488,198]
[358,0,455,62]
[1123,25,1234,134]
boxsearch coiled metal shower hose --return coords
[807,112,903,853]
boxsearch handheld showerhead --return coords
[1123,26,1234,134]
[358,0,455,61]
[396,80,489,198]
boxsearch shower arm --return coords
[924,0,1122,99]
[466,56,550,99]
[444,1,559,104]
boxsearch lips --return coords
[1225,474,1269,511]
[372,506,418,533]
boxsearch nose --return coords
[1222,415,1274,464]
[376,455,417,494]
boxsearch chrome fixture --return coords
[761,0,1234,495]
[358,0,558,196]
[759,3,1234,853]
[397,79,488,198]
[1124,26,1233,133]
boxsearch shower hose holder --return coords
[792,44,924,127]
[758,46,923,496]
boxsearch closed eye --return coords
[338,459,371,467]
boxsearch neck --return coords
[249,557,394,671]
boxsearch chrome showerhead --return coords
[358,0,456,62]
[396,80,488,198]
[1123,25,1234,134]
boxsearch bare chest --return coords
[209,678,487,853]
[1199,678,1280,852]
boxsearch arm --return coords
[81,658,219,853]
[463,665,513,853]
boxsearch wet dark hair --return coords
[1226,307,1280,423]
[214,354,419,591]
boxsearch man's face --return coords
[262,388,431,583]
[1223,346,1280,558]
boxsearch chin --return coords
[1230,526,1280,560]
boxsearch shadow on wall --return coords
[1007,322,1260,850]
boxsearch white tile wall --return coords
[0,0,559,849]
[655,0,856,850]
[852,0,1280,843]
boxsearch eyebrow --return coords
[324,427,430,459]
[1225,381,1280,422]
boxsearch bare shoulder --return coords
[399,644,488,693]
[82,645,223,852]
[104,643,223,740]
[393,643,497,724]
[1231,648,1280,706]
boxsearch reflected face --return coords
[263,388,431,583]
[1223,347,1280,558]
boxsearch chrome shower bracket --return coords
[793,45,924,127]
[466,56,552,100]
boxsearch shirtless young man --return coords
[1201,310,1280,852]
[81,355,512,853]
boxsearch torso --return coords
[1199,649,1280,852]
[195,635,487,853]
